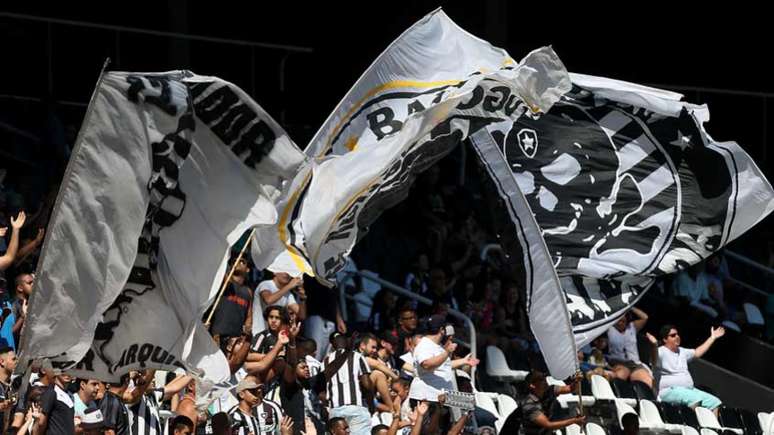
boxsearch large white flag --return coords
[254,9,571,285]
[20,71,304,382]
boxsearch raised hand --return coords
[34,228,45,243]
[280,415,294,435]
[10,211,26,229]
[444,340,457,355]
[289,277,303,289]
[289,321,301,339]
[416,401,429,416]
[711,326,726,339]
[0,227,6,237]
[646,332,658,345]
[278,330,290,346]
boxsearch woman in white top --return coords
[606,307,655,388]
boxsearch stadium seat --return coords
[614,399,646,430]
[717,407,746,433]
[759,412,773,435]
[699,430,719,435]
[721,320,741,333]
[695,407,743,434]
[744,302,765,326]
[659,402,687,426]
[631,380,657,402]
[638,399,684,433]
[475,391,501,421]
[610,378,638,403]
[586,422,607,435]
[735,408,763,434]
[565,424,582,435]
[683,427,700,435]
[592,375,637,407]
[485,345,528,382]
[681,404,701,429]
[496,394,518,419]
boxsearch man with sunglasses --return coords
[228,376,283,435]
[654,325,725,412]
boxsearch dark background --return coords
[1,2,772,255]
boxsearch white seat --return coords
[695,406,743,434]
[586,422,607,435]
[475,391,501,421]
[759,412,773,435]
[699,430,718,435]
[615,399,646,429]
[496,394,518,419]
[485,346,528,381]
[546,376,566,387]
[565,424,582,435]
[591,374,636,406]
[638,399,684,433]
[682,427,700,435]
[745,302,766,326]
[721,320,741,332]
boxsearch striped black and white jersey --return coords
[323,349,371,409]
[228,400,282,435]
[127,389,163,435]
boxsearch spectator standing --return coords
[323,338,373,435]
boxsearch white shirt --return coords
[409,337,453,402]
[607,323,641,363]
[257,279,297,308]
[657,346,695,394]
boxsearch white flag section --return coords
[257,8,572,285]
[20,71,305,382]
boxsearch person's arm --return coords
[162,374,193,401]
[694,326,725,359]
[451,354,480,370]
[13,228,44,266]
[261,278,302,306]
[283,323,301,385]
[646,332,659,367]
[12,300,26,336]
[335,289,347,333]
[448,411,472,435]
[0,212,25,271]
[630,307,648,332]
[243,289,253,336]
[420,340,456,371]
[295,286,307,321]
[410,401,429,435]
[123,370,155,405]
[365,356,399,379]
[557,377,581,396]
[245,332,288,375]
[531,413,586,431]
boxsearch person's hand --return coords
[646,332,658,345]
[416,401,429,416]
[574,415,587,425]
[463,354,480,367]
[303,416,318,435]
[10,211,26,229]
[393,392,402,413]
[278,330,290,346]
[289,321,301,339]
[29,402,42,420]
[437,393,446,406]
[0,227,6,237]
[22,299,28,318]
[280,415,294,435]
[296,286,307,302]
[444,340,457,355]
[336,317,347,334]
[711,326,726,339]
[34,228,45,244]
[289,277,303,289]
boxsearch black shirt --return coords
[210,282,252,338]
[40,384,75,435]
[100,391,131,435]
[279,380,305,435]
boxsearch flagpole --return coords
[204,228,257,328]
[576,371,585,434]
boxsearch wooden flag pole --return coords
[576,371,585,434]
[204,228,257,327]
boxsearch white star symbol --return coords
[521,134,535,150]
[670,129,693,150]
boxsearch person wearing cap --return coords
[228,375,283,435]
[79,407,105,435]
[26,368,76,435]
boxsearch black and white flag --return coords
[480,73,774,362]
[19,71,305,382]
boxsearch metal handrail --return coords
[725,250,774,278]
[340,270,478,388]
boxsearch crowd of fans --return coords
[0,137,772,434]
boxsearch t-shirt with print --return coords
[521,386,560,435]
[210,282,252,338]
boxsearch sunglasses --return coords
[247,386,266,395]
[668,333,679,338]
